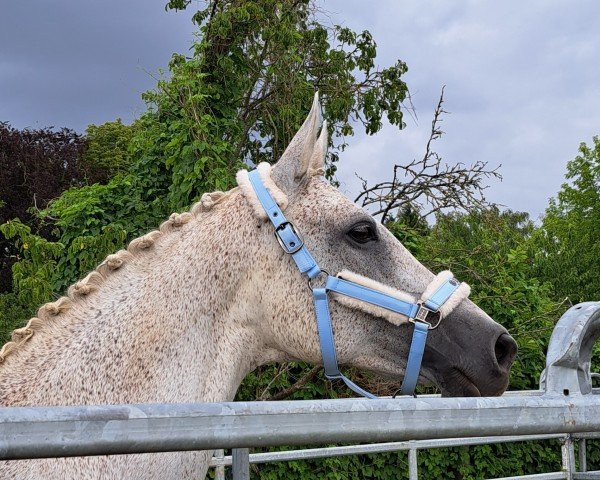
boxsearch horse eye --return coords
[347,222,378,244]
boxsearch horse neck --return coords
[0,191,280,406]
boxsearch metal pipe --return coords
[490,473,566,480]
[408,447,418,480]
[569,433,600,440]
[209,434,568,467]
[232,448,250,480]
[214,449,225,480]
[2,394,600,460]
[561,436,576,480]
[578,439,587,473]
[573,472,600,480]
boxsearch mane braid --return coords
[0,188,237,365]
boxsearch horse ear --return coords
[308,119,328,176]
[271,92,323,191]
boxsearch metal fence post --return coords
[214,449,226,480]
[578,438,587,473]
[232,448,250,480]
[408,447,418,480]
[561,435,576,480]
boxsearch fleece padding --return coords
[331,270,417,326]
[420,270,471,318]
[331,270,470,325]
[237,162,289,220]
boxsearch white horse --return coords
[0,95,516,479]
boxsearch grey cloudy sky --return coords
[1,1,599,219]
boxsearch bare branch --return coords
[260,365,321,401]
[355,87,502,224]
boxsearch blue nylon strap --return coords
[247,170,286,228]
[424,278,460,311]
[399,321,429,395]
[313,288,377,399]
[248,170,321,279]
[326,276,420,319]
[313,288,340,378]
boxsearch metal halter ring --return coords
[308,270,330,290]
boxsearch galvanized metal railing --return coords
[1,302,600,480]
[210,432,600,480]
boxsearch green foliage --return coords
[534,136,600,303]
[163,0,408,179]
[385,204,430,257]
[0,121,93,296]
[41,181,149,290]
[0,220,63,307]
[0,293,33,345]
[82,119,136,178]
[0,220,65,342]
[419,208,563,390]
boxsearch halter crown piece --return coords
[242,165,470,398]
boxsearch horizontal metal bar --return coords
[490,473,566,480]
[574,472,600,480]
[400,389,600,398]
[210,434,568,467]
[2,394,600,460]
[571,432,600,440]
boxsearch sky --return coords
[1,0,599,220]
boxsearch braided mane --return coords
[0,189,236,364]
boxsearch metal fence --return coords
[210,432,600,480]
[1,302,600,480]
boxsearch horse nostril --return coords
[494,333,517,368]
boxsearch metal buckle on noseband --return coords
[410,303,443,330]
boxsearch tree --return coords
[0,123,106,341]
[150,0,410,207]
[533,136,600,303]
[0,123,91,294]
[356,89,500,224]
[81,119,137,180]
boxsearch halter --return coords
[246,169,468,398]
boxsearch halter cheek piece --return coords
[247,169,468,398]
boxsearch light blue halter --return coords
[247,169,462,398]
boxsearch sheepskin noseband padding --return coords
[237,162,288,220]
[331,270,470,326]
[332,270,417,326]
[420,270,471,319]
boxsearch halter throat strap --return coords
[246,169,463,398]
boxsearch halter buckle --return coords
[410,304,442,330]
[414,304,431,322]
[274,222,304,254]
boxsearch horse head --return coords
[237,94,516,397]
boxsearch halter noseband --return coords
[246,169,468,398]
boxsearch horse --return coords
[0,94,517,479]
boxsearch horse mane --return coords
[0,189,236,364]
[0,91,325,366]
